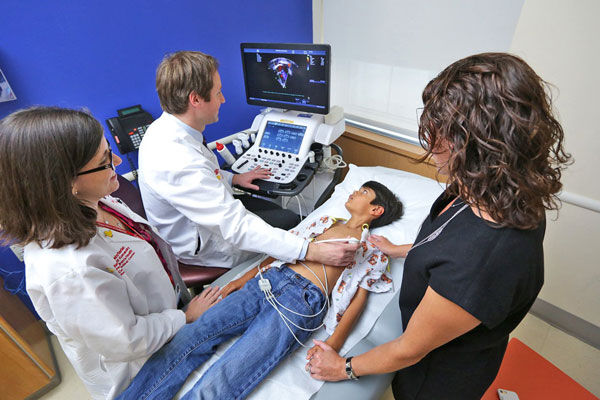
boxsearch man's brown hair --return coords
[156,51,219,114]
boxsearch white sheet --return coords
[176,165,444,399]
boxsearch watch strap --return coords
[345,356,359,380]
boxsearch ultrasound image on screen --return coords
[268,57,299,89]
[259,121,307,154]
[242,46,329,113]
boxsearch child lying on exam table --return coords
[117,181,403,400]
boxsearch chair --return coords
[176,262,229,288]
[112,175,228,288]
[113,175,147,219]
[481,338,597,399]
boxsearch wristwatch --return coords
[345,357,359,380]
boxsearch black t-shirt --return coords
[392,192,545,400]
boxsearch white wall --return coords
[510,0,600,326]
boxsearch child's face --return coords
[345,186,377,213]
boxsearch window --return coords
[314,0,524,143]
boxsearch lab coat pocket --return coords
[196,227,219,256]
[192,225,242,267]
[194,228,201,256]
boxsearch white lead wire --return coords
[256,224,369,347]
[258,261,330,348]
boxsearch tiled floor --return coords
[41,313,600,399]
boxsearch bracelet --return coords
[345,357,359,380]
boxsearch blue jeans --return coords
[117,266,326,400]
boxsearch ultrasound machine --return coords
[228,42,345,197]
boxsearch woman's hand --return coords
[232,167,272,190]
[305,340,347,381]
[306,338,340,361]
[220,278,245,299]
[369,234,412,258]
[184,286,221,323]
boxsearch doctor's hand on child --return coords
[232,166,272,191]
[184,286,221,323]
[306,241,360,266]
[369,234,412,258]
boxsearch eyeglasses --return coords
[415,107,424,127]
[415,107,432,150]
[77,139,114,176]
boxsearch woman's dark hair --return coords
[0,107,103,248]
[362,180,403,229]
[418,52,571,229]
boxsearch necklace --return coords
[450,200,466,208]
[96,203,149,241]
[106,218,125,229]
[98,209,125,230]
[408,203,469,254]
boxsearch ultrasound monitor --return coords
[241,43,331,114]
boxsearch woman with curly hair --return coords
[305,53,571,399]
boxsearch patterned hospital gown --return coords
[267,215,393,335]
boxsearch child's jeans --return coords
[117,266,326,400]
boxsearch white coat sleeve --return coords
[46,266,186,363]
[152,162,304,263]
[219,169,234,186]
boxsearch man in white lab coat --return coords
[138,51,357,268]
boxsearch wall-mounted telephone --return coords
[106,105,154,154]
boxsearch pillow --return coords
[301,164,445,245]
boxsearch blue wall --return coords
[0,0,313,312]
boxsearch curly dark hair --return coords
[418,52,571,229]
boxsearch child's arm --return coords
[306,287,369,359]
[369,234,412,258]
[220,267,257,298]
[220,257,277,298]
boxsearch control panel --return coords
[233,144,325,198]
[233,148,305,184]
[232,111,321,184]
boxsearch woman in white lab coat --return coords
[0,107,220,400]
